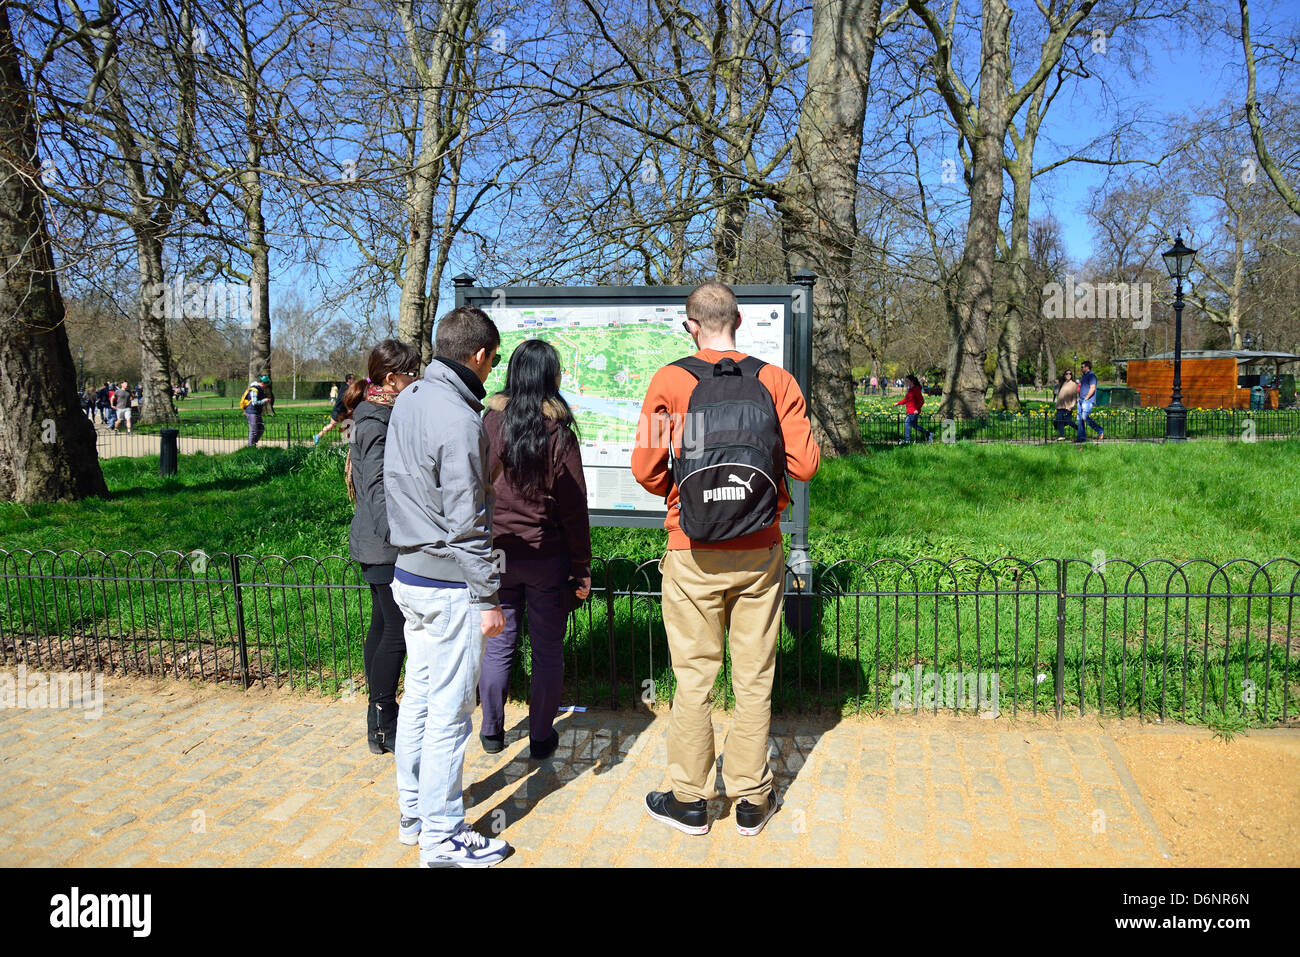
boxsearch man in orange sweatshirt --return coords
[630,281,820,837]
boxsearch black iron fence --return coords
[859,406,1300,444]
[91,414,336,459]
[1,548,1294,726]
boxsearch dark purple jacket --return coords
[483,393,591,583]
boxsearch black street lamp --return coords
[1161,235,1196,442]
[76,347,84,389]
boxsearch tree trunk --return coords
[398,112,439,346]
[247,233,271,380]
[396,0,471,348]
[133,230,179,425]
[777,0,883,457]
[940,0,1011,419]
[243,139,271,381]
[418,136,465,363]
[991,143,1032,411]
[0,7,108,502]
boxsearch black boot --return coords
[373,702,398,755]
[367,701,383,754]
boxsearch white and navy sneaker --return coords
[398,816,420,846]
[421,825,512,868]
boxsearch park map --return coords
[483,302,787,513]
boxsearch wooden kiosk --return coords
[1116,350,1300,409]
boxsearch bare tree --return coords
[776,0,906,454]
[907,0,1099,417]
[24,0,207,424]
[1239,0,1300,218]
[0,4,107,502]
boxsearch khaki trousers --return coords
[660,545,783,803]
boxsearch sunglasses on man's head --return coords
[491,353,501,368]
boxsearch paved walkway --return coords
[0,673,1296,867]
[92,426,295,459]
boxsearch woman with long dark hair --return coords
[894,374,933,443]
[479,338,591,760]
[346,338,422,753]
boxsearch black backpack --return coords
[666,355,786,542]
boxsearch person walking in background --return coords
[243,374,274,446]
[102,382,117,429]
[631,281,820,838]
[81,385,95,421]
[895,374,933,443]
[345,340,422,755]
[478,339,591,761]
[1075,360,1105,444]
[112,380,133,433]
[95,382,111,424]
[314,374,356,445]
[384,305,511,867]
[1054,370,1078,441]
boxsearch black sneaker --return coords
[480,732,505,754]
[529,729,559,760]
[644,791,709,835]
[735,791,778,836]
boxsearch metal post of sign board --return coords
[450,275,813,555]
[789,271,815,578]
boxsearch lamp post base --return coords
[1165,402,1187,442]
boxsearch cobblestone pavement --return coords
[1,674,1295,867]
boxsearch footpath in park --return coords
[0,672,1296,868]
[91,422,294,459]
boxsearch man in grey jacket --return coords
[384,305,511,867]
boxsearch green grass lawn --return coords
[3,440,1297,564]
[2,441,1295,724]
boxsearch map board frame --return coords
[453,276,813,553]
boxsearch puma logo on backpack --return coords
[667,355,786,542]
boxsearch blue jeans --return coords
[904,413,930,442]
[391,578,484,854]
[1076,400,1104,441]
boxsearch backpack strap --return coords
[670,355,767,378]
[669,356,711,380]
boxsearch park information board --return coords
[453,279,812,539]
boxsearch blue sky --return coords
[159,0,1300,330]
[1025,0,1294,265]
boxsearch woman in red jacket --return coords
[479,339,591,760]
[895,374,933,443]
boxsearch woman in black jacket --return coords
[346,339,422,753]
